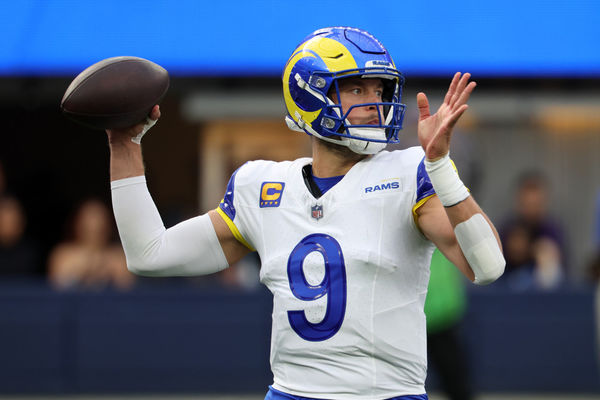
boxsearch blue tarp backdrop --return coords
[1,0,599,77]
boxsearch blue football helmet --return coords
[282,27,406,154]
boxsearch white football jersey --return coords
[217,147,436,399]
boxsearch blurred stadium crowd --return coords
[1,101,599,291]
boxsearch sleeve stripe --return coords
[215,206,256,251]
[416,157,436,203]
[412,193,436,228]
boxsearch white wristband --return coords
[424,153,469,207]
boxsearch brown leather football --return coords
[60,56,169,130]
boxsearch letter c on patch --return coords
[260,182,285,207]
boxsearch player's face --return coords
[331,77,385,126]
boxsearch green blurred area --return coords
[424,249,467,333]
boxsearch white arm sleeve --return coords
[111,176,228,277]
[454,213,505,285]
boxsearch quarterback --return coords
[107,27,505,399]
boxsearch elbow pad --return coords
[454,213,505,285]
[111,176,228,276]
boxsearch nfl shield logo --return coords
[311,204,323,220]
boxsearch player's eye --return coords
[350,88,362,95]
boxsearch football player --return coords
[107,27,505,400]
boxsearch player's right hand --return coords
[106,105,161,146]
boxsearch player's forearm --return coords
[111,176,229,277]
[444,196,503,259]
[426,155,505,285]
[108,141,145,181]
[105,106,160,181]
[444,198,505,285]
[445,196,499,239]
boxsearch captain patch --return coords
[260,182,285,208]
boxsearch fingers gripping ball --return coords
[60,56,169,130]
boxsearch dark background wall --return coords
[0,282,597,394]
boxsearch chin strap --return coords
[286,113,388,155]
[346,127,387,154]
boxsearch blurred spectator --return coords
[500,171,566,290]
[425,249,473,400]
[48,198,134,291]
[0,195,41,277]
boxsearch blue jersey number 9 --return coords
[287,234,347,341]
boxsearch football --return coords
[60,56,169,130]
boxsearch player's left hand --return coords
[417,72,476,161]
